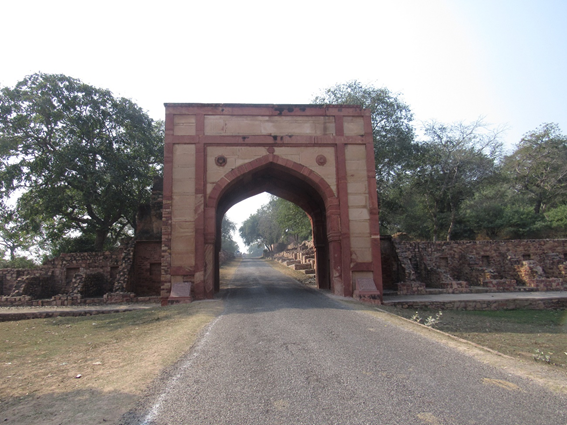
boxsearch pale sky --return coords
[2,0,566,252]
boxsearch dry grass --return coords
[0,278,229,423]
[219,258,242,289]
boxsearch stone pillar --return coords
[204,242,215,299]
[327,233,344,296]
[315,244,329,290]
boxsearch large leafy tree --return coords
[0,73,163,252]
[408,120,502,241]
[239,200,283,252]
[312,80,415,189]
[221,216,239,254]
[0,206,39,264]
[503,123,567,215]
[312,81,416,233]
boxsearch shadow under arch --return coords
[206,154,340,294]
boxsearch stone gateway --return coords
[161,104,383,304]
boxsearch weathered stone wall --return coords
[388,239,567,294]
[0,268,43,296]
[131,241,162,296]
[0,238,163,306]
[43,250,124,294]
[274,240,317,276]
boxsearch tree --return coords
[239,200,283,252]
[0,73,163,252]
[409,119,503,241]
[221,216,239,254]
[272,197,311,243]
[312,81,416,234]
[503,123,567,214]
[313,80,415,189]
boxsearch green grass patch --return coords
[455,309,567,327]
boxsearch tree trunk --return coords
[432,213,439,242]
[534,198,542,214]
[446,202,456,241]
[94,228,109,251]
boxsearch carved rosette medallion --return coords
[215,155,227,167]
[316,154,327,166]
[267,147,275,154]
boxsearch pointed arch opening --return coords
[208,155,336,293]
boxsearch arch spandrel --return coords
[161,104,383,305]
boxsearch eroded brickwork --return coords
[386,238,567,294]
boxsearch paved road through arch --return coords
[129,259,566,425]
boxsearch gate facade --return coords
[161,103,382,304]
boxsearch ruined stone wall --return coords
[0,268,40,296]
[0,240,162,306]
[43,250,125,294]
[131,241,162,296]
[389,239,567,293]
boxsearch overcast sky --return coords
[2,0,565,251]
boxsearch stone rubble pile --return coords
[273,240,316,276]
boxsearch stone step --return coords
[302,269,315,275]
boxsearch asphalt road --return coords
[127,259,566,425]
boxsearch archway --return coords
[160,103,383,305]
[211,157,332,293]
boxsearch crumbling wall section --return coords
[390,239,567,294]
[0,238,159,306]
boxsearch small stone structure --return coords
[381,237,567,295]
[0,243,160,307]
[0,179,166,307]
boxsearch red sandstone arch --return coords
[206,154,339,293]
[161,103,383,306]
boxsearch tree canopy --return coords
[239,197,311,253]
[313,80,415,191]
[503,123,567,215]
[0,73,163,253]
[408,120,503,240]
[221,216,239,255]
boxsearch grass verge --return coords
[378,306,567,369]
[0,263,239,424]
